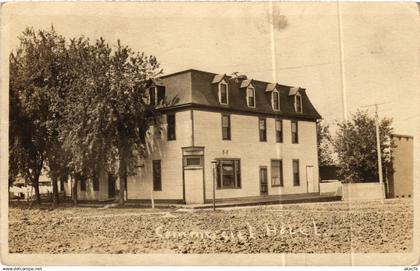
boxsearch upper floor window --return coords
[221,114,231,140]
[291,120,298,144]
[275,119,283,143]
[272,90,280,111]
[219,82,228,105]
[167,113,176,140]
[295,93,302,113]
[259,118,267,142]
[150,87,158,105]
[246,86,255,107]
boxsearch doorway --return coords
[183,156,204,204]
[108,173,116,198]
[260,167,268,195]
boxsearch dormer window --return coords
[149,86,158,106]
[219,82,228,105]
[272,90,280,111]
[145,78,165,107]
[246,86,255,107]
[295,93,302,113]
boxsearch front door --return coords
[260,167,268,195]
[306,166,315,193]
[183,156,204,204]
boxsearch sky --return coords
[2,2,419,136]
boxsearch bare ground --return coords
[8,199,413,253]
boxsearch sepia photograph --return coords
[0,1,419,267]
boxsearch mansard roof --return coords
[289,86,300,96]
[265,83,278,92]
[239,79,253,88]
[159,69,321,120]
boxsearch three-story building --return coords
[73,69,322,204]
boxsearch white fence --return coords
[320,181,342,196]
[341,182,383,201]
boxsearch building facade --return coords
[387,134,414,198]
[69,69,322,204]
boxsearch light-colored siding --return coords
[390,136,413,198]
[126,110,192,200]
[193,110,320,200]
[77,170,109,201]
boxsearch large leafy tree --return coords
[9,27,67,204]
[316,120,335,166]
[332,110,395,183]
[60,38,169,205]
[10,27,171,206]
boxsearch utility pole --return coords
[374,104,384,197]
[211,160,217,211]
[361,102,388,199]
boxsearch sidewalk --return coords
[123,192,341,209]
[10,193,341,210]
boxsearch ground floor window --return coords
[153,160,162,191]
[293,159,300,186]
[76,173,86,191]
[93,175,99,191]
[216,159,241,189]
[271,160,283,186]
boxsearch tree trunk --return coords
[118,158,127,206]
[33,177,41,205]
[72,176,78,206]
[52,176,59,207]
[118,146,127,206]
[60,175,66,198]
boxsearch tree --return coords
[9,28,58,204]
[332,110,395,183]
[316,120,334,166]
[60,37,173,206]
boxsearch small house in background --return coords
[387,134,413,198]
[9,171,59,200]
[319,165,339,182]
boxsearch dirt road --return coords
[9,199,413,253]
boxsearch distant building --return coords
[387,134,413,198]
[9,172,58,200]
[319,165,339,182]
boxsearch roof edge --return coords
[392,133,414,139]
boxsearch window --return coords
[167,113,176,140]
[259,118,267,142]
[222,114,231,140]
[247,87,255,107]
[153,160,161,191]
[293,160,300,186]
[216,159,241,189]
[295,94,302,113]
[272,90,280,111]
[185,157,202,167]
[271,160,283,186]
[78,174,86,191]
[291,120,298,144]
[275,119,283,143]
[219,83,228,104]
[150,87,158,105]
[93,175,99,191]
